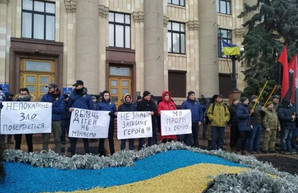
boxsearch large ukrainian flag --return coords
[222,40,240,56]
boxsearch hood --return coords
[73,87,88,95]
[123,93,132,104]
[162,91,173,102]
[14,94,36,102]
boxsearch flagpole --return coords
[250,79,269,115]
[263,84,277,107]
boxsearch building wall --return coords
[0,0,248,104]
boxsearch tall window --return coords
[216,0,231,15]
[109,12,131,48]
[168,21,186,54]
[218,28,232,57]
[22,0,55,40]
[168,0,185,6]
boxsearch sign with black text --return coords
[160,110,192,136]
[117,111,152,139]
[69,108,110,139]
[0,102,52,134]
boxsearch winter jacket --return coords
[157,91,177,140]
[118,102,137,112]
[41,90,65,121]
[228,103,238,126]
[137,99,157,114]
[181,98,203,123]
[277,104,295,130]
[236,103,251,131]
[248,102,263,125]
[14,94,36,102]
[62,101,71,120]
[96,99,116,120]
[263,109,280,131]
[207,102,230,127]
[67,87,94,111]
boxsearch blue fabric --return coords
[277,105,295,130]
[1,150,245,193]
[248,124,262,152]
[236,103,251,131]
[96,101,116,119]
[67,91,94,111]
[281,129,293,151]
[41,93,64,121]
[181,99,203,123]
[211,126,225,150]
[118,103,136,112]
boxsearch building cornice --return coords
[235,28,246,38]
[98,4,109,18]
[187,20,199,30]
[163,16,169,27]
[0,0,9,4]
[132,11,144,23]
[64,0,109,17]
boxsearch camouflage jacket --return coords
[262,109,280,130]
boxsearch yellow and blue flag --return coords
[222,40,240,56]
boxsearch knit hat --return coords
[240,97,248,103]
[46,82,58,88]
[273,95,280,99]
[143,91,151,97]
[187,91,195,97]
[137,95,142,100]
[250,95,257,101]
[266,101,273,107]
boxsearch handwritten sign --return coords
[0,102,52,134]
[69,108,110,139]
[117,111,152,139]
[160,110,192,136]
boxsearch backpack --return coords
[204,103,228,124]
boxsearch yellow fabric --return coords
[207,103,230,127]
[223,47,240,56]
[58,164,246,193]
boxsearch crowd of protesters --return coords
[0,80,297,156]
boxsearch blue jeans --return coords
[248,124,262,152]
[211,126,225,150]
[121,139,134,151]
[281,129,293,151]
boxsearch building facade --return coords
[0,0,250,106]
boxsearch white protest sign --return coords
[69,108,110,139]
[117,111,152,139]
[160,109,192,136]
[0,102,52,134]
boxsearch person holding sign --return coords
[118,93,137,150]
[157,91,177,143]
[68,80,93,156]
[181,91,203,147]
[96,90,116,156]
[41,83,64,154]
[13,88,36,152]
[137,91,157,149]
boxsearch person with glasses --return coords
[67,80,94,156]
[13,88,36,152]
[41,83,64,154]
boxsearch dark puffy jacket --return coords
[248,102,263,125]
[181,99,203,123]
[96,100,116,120]
[277,105,295,130]
[228,103,238,126]
[41,90,64,121]
[118,102,137,112]
[67,88,94,111]
[236,103,251,131]
[137,99,157,114]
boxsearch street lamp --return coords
[229,47,244,91]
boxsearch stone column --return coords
[144,0,164,96]
[75,0,99,94]
[198,0,218,97]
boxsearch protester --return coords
[272,95,280,111]
[13,88,35,152]
[134,95,142,108]
[96,90,116,156]
[248,95,264,154]
[181,91,203,147]
[137,91,157,150]
[199,95,209,140]
[3,91,14,144]
[92,96,98,109]
[277,100,295,154]
[118,93,136,150]
[228,98,240,150]
[61,94,71,145]
[67,80,93,156]
[261,102,280,153]
[236,97,251,155]
[157,91,177,143]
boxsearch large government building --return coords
[0,0,254,106]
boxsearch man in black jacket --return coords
[137,91,157,150]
